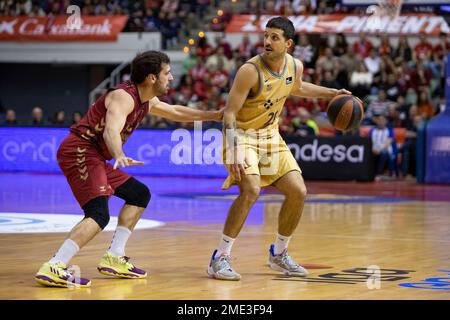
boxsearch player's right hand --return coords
[113,155,144,169]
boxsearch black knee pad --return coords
[82,196,110,229]
[115,178,151,208]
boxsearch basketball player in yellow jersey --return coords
[207,17,351,280]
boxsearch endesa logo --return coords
[399,270,450,290]
[2,137,57,163]
[288,139,365,163]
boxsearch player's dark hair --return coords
[130,50,170,84]
[266,17,295,41]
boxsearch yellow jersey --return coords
[222,54,302,189]
[236,53,297,132]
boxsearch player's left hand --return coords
[212,109,224,122]
[334,88,352,96]
[126,157,144,166]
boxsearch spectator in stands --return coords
[238,34,252,59]
[339,44,360,79]
[207,86,226,111]
[434,32,450,62]
[372,55,396,90]
[160,11,181,50]
[263,0,277,14]
[182,47,197,74]
[209,58,230,92]
[382,73,401,102]
[333,33,348,57]
[293,34,317,69]
[197,36,214,59]
[387,103,402,128]
[206,47,232,72]
[410,62,432,92]
[417,89,434,119]
[315,47,339,78]
[3,109,18,126]
[51,110,66,127]
[394,35,412,65]
[72,111,83,125]
[396,95,411,127]
[143,8,160,32]
[30,106,47,126]
[353,32,373,59]
[214,35,233,60]
[400,114,423,178]
[378,35,393,57]
[349,61,372,99]
[413,33,433,63]
[316,0,333,14]
[196,0,210,17]
[320,71,340,89]
[405,87,418,107]
[30,2,46,16]
[189,56,209,82]
[162,0,179,13]
[174,74,193,105]
[364,48,381,75]
[244,0,263,15]
[370,115,398,181]
[291,107,318,137]
[364,90,393,125]
[292,0,315,14]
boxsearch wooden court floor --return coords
[0,174,449,300]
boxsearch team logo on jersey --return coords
[264,99,274,109]
[285,76,293,84]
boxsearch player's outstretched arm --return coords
[149,97,223,122]
[104,89,143,169]
[290,58,351,99]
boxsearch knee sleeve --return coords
[82,196,110,230]
[115,178,151,208]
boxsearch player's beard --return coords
[156,79,168,95]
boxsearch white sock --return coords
[49,239,80,265]
[274,233,291,255]
[215,234,235,258]
[108,226,132,257]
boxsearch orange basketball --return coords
[326,95,364,132]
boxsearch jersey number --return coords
[264,111,279,126]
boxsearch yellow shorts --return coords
[222,148,302,190]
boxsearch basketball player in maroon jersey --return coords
[35,51,222,287]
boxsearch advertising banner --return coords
[0,16,128,41]
[0,127,227,177]
[225,14,449,35]
[285,136,374,181]
[0,128,376,181]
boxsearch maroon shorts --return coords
[57,134,131,207]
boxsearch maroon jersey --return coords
[71,81,149,160]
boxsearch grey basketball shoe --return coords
[268,244,308,277]
[207,250,241,281]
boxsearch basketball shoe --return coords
[207,249,241,281]
[268,244,308,277]
[97,252,147,279]
[35,261,91,288]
